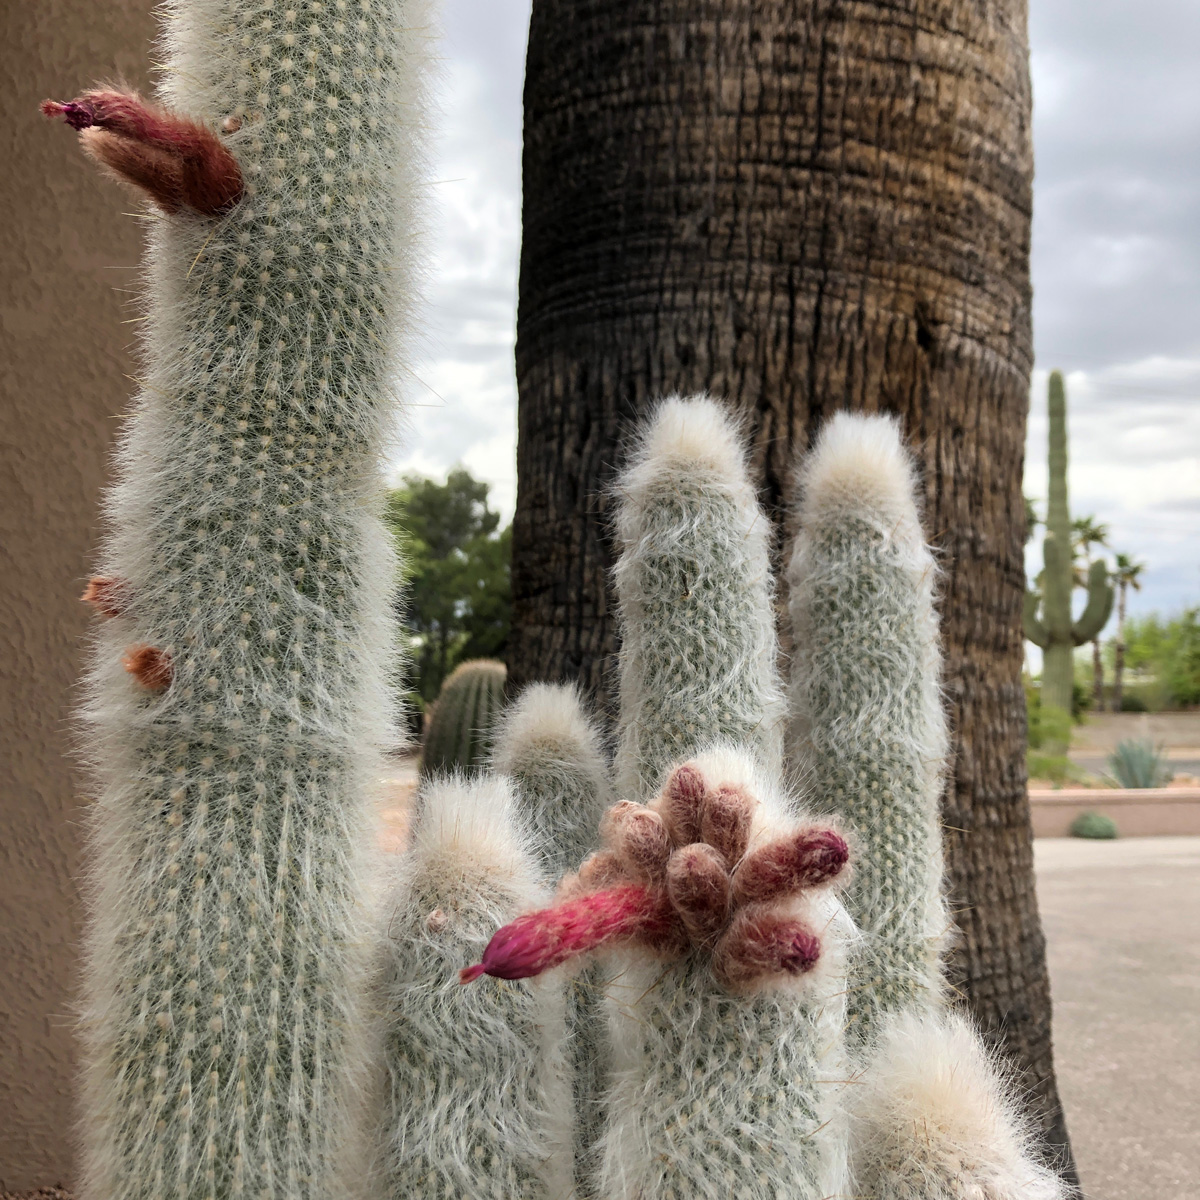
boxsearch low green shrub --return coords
[1069,810,1118,839]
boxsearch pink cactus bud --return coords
[460,885,678,983]
[666,843,730,945]
[601,800,671,881]
[700,783,752,865]
[41,89,242,215]
[732,828,850,906]
[713,910,821,992]
[658,763,706,845]
[41,99,95,130]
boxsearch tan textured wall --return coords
[0,2,154,1189]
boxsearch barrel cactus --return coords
[422,658,507,777]
[44,0,432,1195]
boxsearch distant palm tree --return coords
[1073,516,1111,709]
[1111,552,1145,711]
[1024,495,1040,545]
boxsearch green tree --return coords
[1111,552,1145,712]
[1072,515,1111,710]
[387,468,512,703]
[1116,609,1200,709]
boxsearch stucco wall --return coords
[0,2,154,1189]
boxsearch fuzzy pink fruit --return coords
[460,885,678,983]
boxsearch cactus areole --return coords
[51,1,431,1197]
[1024,372,1113,740]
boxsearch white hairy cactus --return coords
[787,413,1062,1199]
[787,412,950,1035]
[492,682,611,880]
[612,395,787,798]
[599,748,853,1200]
[70,2,432,1197]
[847,1011,1064,1200]
[598,399,850,1200]
[491,683,613,1197]
[378,775,570,1199]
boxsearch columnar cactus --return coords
[47,1,431,1196]
[612,396,787,796]
[422,658,507,777]
[491,685,612,1196]
[1024,370,1113,748]
[787,413,1063,1199]
[467,398,854,1200]
[378,774,570,1198]
[786,412,949,1037]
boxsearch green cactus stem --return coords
[65,2,433,1197]
[1024,371,1113,747]
[612,395,786,797]
[421,658,507,777]
[787,412,948,1039]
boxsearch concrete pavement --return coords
[1036,837,1200,1199]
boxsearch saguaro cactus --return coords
[1024,371,1113,746]
[48,1,431,1196]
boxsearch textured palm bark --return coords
[512,0,1077,1185]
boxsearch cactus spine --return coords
[491,684,612,1196]
[787,414,1063,1199]
[378,775,570,1198]
[422,658,507,777]
[601,397,849,1200]
[1024,371,1113,749]
[71,2,430,1197]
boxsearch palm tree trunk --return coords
[1092,637,1105,711]
[1113,582,1128,711]
[512,0,1077,1184]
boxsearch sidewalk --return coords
[1036,837,1200,1200]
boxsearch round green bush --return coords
[1069,810,1118,839]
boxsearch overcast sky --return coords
[393,0,1200,624]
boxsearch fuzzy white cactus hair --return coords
[378,774,571,1199]
[598,747,853,1200]
[787,412,1061,1199]
[63,1,434,1197]
[787,410,950,1035]
[492,682,612,879]
[848,1011,1065,1200]
[612,394,786,798]
[491,683,614,1196]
